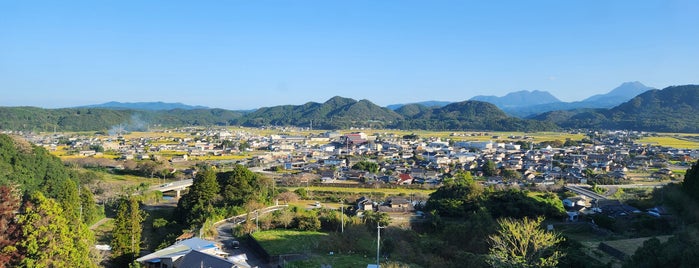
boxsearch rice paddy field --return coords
[356,130,587,143]
[636,135,699,149]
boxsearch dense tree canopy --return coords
[682,160,699,201]
[352,160,379,173]
[0,185,21,267]
[424,174,483,218]
[488,217,565,268]
[176,164,277,231]
[625,161,699,268]
[176,168,220,227]
[15,192,95,268]
[0,134,98,267]
[218,165,259,206]
[625,226,699,268]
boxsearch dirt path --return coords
[89,217,112,230]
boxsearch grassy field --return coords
[251,230,329,255]
[92,218,115,245]
[637,136,699,149]
[601,236,672,257]
[252,229,385,268]
[285,253,379,268]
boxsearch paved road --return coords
[151,179,194,192]
[212,206,289,268]
[215,224,268,268]
[565,185,607,200]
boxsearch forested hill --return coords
[1,96,552,132]
[532,85,699,132]
[239,96,404,129]
[0,107,244,132]
[393,100,557,131]
[0,134,98,266]
[1,85,699,132]
[238,97,555,131]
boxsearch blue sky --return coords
[1,1,698,110]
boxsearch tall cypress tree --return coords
[111,197,144,265]
[683,160,699,201]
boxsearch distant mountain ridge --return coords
[392,100,555,131]
[532,84,699,132]
[582,81,652,104]
[1,84,697,133]
[386,101,452,110]
[493,82,655,117]
[79,101,209,111]
[470,90,561,108]
[241,96,553,131]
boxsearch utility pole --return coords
[377,223,385,268]
[341,203,344,233]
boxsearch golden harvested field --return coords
[190,154,257,161]
[122,131,190,139]
[219,128,587,143]
[637,136,699,149]
[363,130,585,142]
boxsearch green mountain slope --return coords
[394,103,432,118]
[240,96,403,129]
[394,101,557,131]
[0,107,243,132]
[603,85,699,132]
[2,85,698,132]
[532,85,699,132]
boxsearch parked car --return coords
[226,239,240,249]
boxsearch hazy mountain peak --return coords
[79,101,209,111]
[470,90,561,108]
[583,81,654,103]
[386,100,452,110]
